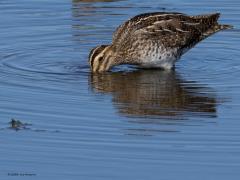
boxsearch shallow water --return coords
[0,0,240,179]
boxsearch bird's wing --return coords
[113,12,185,44]
[113,12,222,51]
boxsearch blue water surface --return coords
[0,0,240,179]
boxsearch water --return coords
[0,0,240,179]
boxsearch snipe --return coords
[89,12,232,72]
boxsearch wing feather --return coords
[112,12,222,51]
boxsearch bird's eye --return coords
[99,57,103,62]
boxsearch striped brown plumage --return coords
[88,12,232,73]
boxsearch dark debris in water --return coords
[9,118,32,131]
[3,118,60,133]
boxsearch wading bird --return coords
[89,12,232,73]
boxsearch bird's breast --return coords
[139,46,179,69]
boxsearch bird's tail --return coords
[192,13,233,32]
[191,13,220,25]
[217,24,234,30]
[201,23,233,38]
[191,13,233,39]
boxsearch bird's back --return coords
[112,12,232,51]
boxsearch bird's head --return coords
[88,45,117,73]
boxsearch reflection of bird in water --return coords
[89,12,232,72]
[72,0,122,30]
[90,70,218,119]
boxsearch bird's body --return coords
[89,12,232,72]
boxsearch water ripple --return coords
[1,0,240,179]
